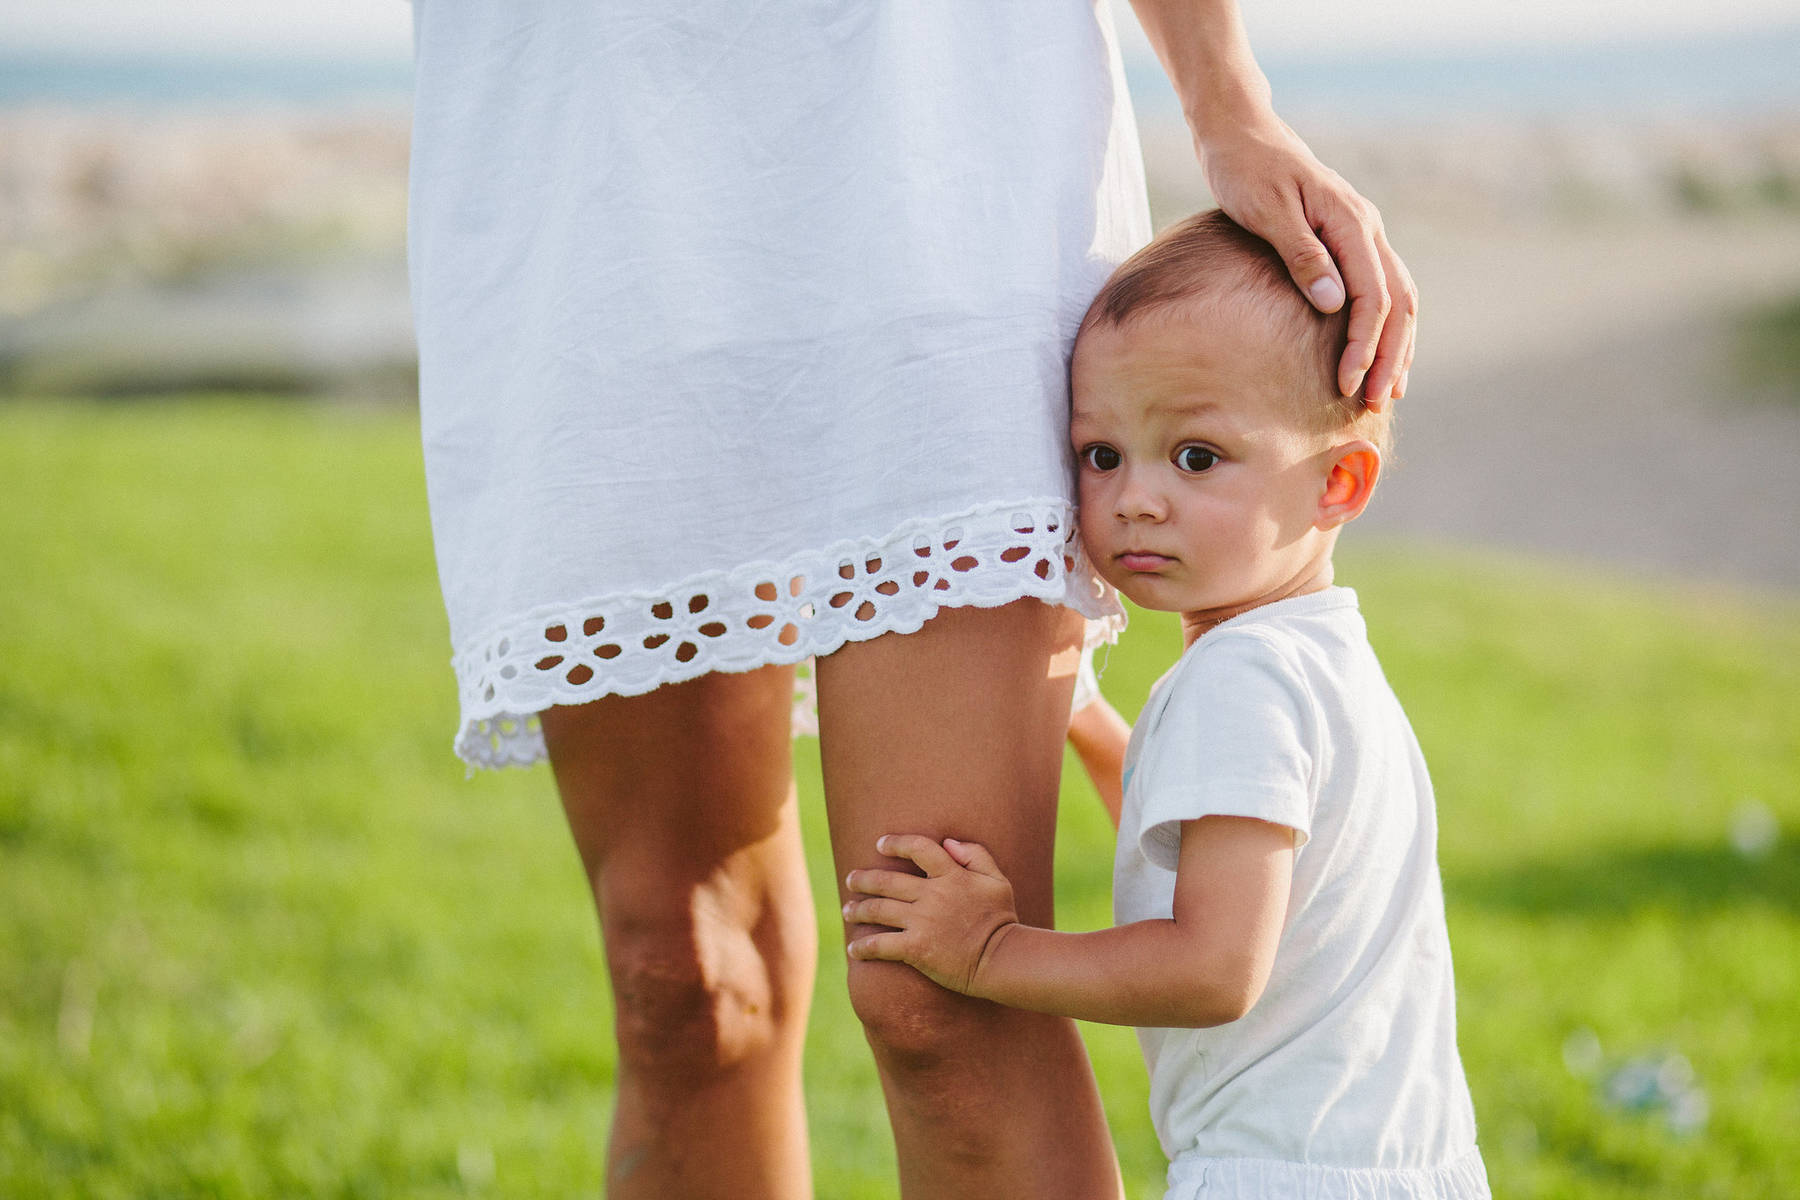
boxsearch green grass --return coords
[3,398,1797,1198]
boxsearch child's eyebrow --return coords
[1161,398,1226,417]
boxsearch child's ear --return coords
[1315,440,1381,531]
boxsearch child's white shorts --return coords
[1164,1148,1490,1200]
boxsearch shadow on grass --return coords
[1450,841,1799,917]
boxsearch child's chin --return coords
[1115,580,1188,614]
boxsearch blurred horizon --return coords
[3,0,1798,60]
[0,21,1796,121]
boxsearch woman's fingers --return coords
[1239,180,1395,404]
[1250,194,1346,314]
[1360,229,1418,408]
[1306,191,1390,402]
[1199,115,1412,406]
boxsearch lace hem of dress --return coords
[450,496,1124,769]
[1164,1146,1490,1200]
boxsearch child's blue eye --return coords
[1175,446,1218,473]
[1083,445,1121,471]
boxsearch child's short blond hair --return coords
[1082,209,1393,456]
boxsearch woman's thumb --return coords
[1256,203,1345,313]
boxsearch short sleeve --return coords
[1132,631,1316,870]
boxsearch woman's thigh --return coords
[540,664,801,889]
[813,599,1086,927]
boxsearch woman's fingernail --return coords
[842,902,854,919]
[1308,277,1345,310]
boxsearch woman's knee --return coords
[845,956,1005,1071]
[606,896,813,1084]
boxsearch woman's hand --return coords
[1126,0,1418,406]
[1196,112,1417,406]
[844,835,1019,997]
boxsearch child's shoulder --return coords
[1181,588,1367,676]
[1152,589,1378,734]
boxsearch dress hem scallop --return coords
[451,495,1124,769]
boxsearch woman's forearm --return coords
[1126,0,1272,135]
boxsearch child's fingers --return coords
[942,838,1003,879]
[875,833,958,877]
[941,837,979,866]
[846,931,911,963]
[842,896,913,930]
[844,867,925,901]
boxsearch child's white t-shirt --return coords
[1114,588,1489,1198]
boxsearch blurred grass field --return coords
[2,399,1797,1198]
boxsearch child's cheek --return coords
[1075,506,1110,568]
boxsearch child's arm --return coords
[845,822,1294,1028]
[1066,694,1130,829]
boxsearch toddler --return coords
[846,211,1489,1199]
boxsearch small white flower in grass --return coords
[1729,800,1778,860]
[1665,1086,1710,1136]
[1561,1027,1603,1078]
[457,1143,495,1190]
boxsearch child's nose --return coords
[1115,468,1166,521]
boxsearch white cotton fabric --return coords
[1114,589,1488,1199]
[407,1,1150,767]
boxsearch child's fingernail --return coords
[841,902,854,919]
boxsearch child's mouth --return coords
[1118,552,1174,571]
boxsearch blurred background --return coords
[2,2,1795,1197]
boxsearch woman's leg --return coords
[815,600,1123,1200]
[540,665,815,1200]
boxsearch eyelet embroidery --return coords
[450,497,1120,768]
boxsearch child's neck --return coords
[1179,555,1336,648]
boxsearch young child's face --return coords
[1071,302,1337,623]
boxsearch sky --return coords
[0,0,1797,60]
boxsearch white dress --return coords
[408,1,1150,767]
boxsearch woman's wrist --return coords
[1181,70,1274,142]
[1130,0,1272,141]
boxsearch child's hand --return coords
[844,834,1019,997]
